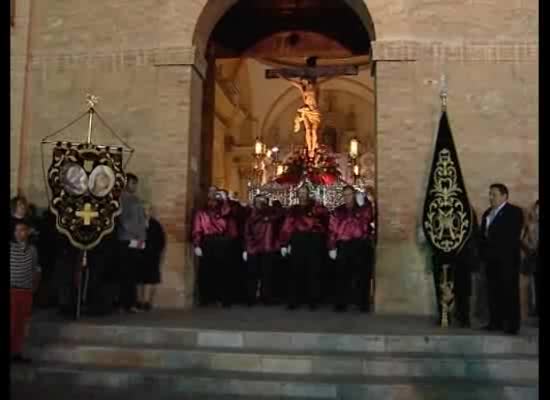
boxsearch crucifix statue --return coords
[266,57,358,158]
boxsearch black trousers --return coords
[335,239,373,310]
[118,244,142,310]
[247,252,276,304]
[453,260,472,324]
[272,253,288,304]
[200,236,236,306]
[233,240,248,305]
[53,248,81,315]
[486,259,520,332]
[288,232,325,307]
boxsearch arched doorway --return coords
[189,0,377,308]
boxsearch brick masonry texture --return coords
[10,0,538,313]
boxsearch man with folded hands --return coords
[279,186,329,310]
[328,186,374,312]
[192,189,239,308]
[242,195,282,306]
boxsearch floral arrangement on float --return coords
[274,145,341,186]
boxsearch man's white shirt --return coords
[486,201,507,232]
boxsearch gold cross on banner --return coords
[76,203,99,225]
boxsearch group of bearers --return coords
[192,185,376,312]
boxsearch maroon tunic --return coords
[244,208,281,255]
[279,202,329,247]
[328,203,374,250]
[191,200,238,247]
[229,200,250,240]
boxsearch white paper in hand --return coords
[329,249,337,260]
[281,247,288,257]
[242,251,248,262]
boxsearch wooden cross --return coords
[265,56,358,80]
[76,203,99,225]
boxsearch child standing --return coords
[10,220,41,363]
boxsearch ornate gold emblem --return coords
[423,148,470,253]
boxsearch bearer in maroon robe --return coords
[328,186,374,312]
[228,192,251,305]
[243,195,280,306]
[280,186,329,310]
[192,190,239,307]
[270,200,287,304]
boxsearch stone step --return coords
[30,322,538,356]
[11,383,321,400]
[11,362,538,400]
[28,342,538,381]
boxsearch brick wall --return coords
[10,0,538,313]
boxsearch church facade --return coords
[11,0,538,313]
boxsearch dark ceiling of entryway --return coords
[210,0,371,58]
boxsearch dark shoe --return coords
[125,307,138,314]
[11,354,31,364]
[308,304,318,311]
[222,302,232,308]
[334,304,347,312]
[456,318,471,328]
[143,303,152,312]
[504,328,519,335]
[246,300,256,307]
[360,305,370,313]
[482,324,499,331]
[287,303,298,310]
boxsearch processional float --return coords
[40,95,134,319]
[249,57,372,209]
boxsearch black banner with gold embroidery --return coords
[422,111,473,263]
[47,142,126,250]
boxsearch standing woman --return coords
[520,200,539,319]
[137,203,166,311]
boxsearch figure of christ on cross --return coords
[266,57,358,159]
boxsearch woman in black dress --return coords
[137,203,166,311]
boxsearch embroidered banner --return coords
[48,142,126,250]
[422,112,473,263]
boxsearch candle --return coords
[254,138,263,155]
[349,138,359,158]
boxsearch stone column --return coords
[151,47,207,308]
[372,44,435,316]
[199,43,216,192]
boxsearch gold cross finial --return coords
[76,203,99,225]
[440,74,448,111]
[86,94,100,110]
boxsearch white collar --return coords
[492,201,507,216]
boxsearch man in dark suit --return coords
[480,183,524,335]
